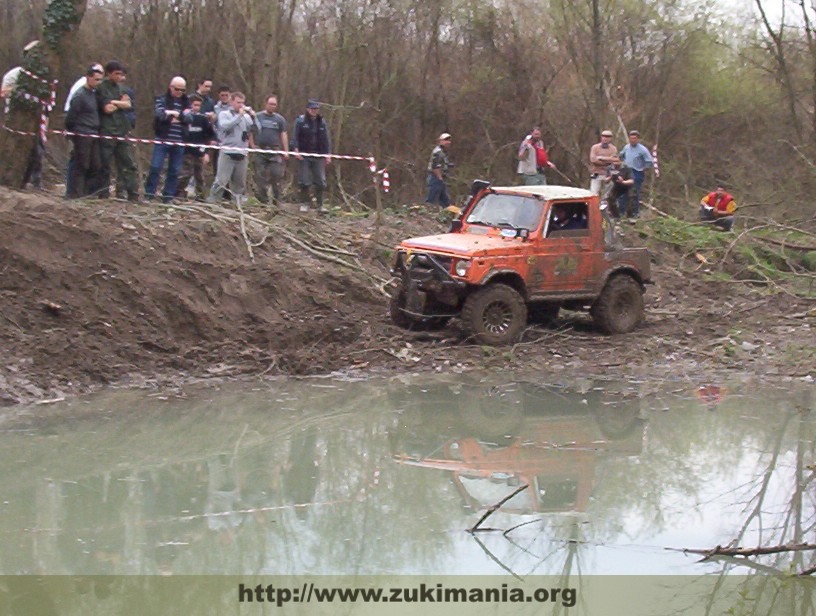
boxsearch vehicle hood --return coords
[398,233,526,258]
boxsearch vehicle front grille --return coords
[410,253,452,274]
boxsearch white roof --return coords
[489,185,595,200]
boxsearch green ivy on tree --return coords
[11,44,51,115]
[43,0,80,50]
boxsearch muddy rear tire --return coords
[461,284,527,345]
[591,275,644,334]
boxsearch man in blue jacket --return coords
[144,76,189,202]
[618,130,653,221]
[292,99,331,212]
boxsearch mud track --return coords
[0,187,812,406]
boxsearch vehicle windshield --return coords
[465,193,544,231]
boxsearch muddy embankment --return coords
[0,187,813,406]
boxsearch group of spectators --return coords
[424,125,655,222]
[4,58,738,226]
[5,61,334,210]
[588,128,735,229]
[588,128,651,220]
[424,124,735,230]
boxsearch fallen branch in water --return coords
[468,484,528,533]
[672,542,816,560]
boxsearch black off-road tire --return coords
[389,288,414,329]
[528,302,560,326]
[461,284,528,345]
[389,288,451,331]
[590,275,644,334]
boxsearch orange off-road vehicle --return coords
[390,181,651,344]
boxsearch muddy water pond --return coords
[0,376,812,577]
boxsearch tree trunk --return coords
[0,0,88,187]
[590,0,604,129]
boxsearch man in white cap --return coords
[589,129,617,196]
[425,132,453,207]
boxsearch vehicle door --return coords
[528,200,601,293]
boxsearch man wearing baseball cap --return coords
[425,132,453,207]
[292,98,332,212]
[589,129,617,196]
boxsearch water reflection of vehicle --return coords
[391,380,645,514]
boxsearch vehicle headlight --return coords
[454,260,471,277]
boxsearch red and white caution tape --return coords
[368,159,389,193]
[8,68,58,144]
[0,120,371,159]
[19,68,54,85]
[2,99,395,189]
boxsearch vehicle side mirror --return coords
[449,219,463,232]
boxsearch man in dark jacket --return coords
[604,157,634,219]
[144,76,189,202]
[292,99,331,212]
[176,94,216,201]
[65,65,104,198]
[96,61,138,201]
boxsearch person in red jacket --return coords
[699,184,737,231]
[517,126,556,185]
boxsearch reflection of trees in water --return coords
[0,381,463,575]
[0,379,812,587]
[449,383,815,593]
[696,389,815,613]
[587,389,813,548]
[282,427,320,520]
[271,419,458,574]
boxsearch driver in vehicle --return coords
[549,203,587,234]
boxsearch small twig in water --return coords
[468,484,529,533]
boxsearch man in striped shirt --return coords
[144,76,189,202]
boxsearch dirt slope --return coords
[0,187,812,405]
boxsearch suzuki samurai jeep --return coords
[390,181,651,345]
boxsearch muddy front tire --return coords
[389,288,414,329]
[389,288,450,331]
[591,275,644,334]
[461,284,527,345]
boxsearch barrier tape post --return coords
[652,143,659,178]
[371,156,383,243]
